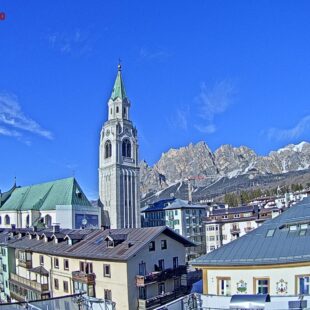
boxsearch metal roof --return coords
[8,226,195,261]
[144,198,205,212]
[193,197,310,267]
[0,177,91,211]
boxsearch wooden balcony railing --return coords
[18,259,32,269]
[10,273,49,292]
[72,271,96,284]
[136,265,187,287]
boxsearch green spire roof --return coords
[110,64,127,101]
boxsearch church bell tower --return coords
[99,64,140,229]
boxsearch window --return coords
[139,262,146,275]
[266,229,275,237]
[54,258,59,269]
[116,106,119,113]
[104,289,112,301]
[149,241,155,251]
[173,257,178,269]
[63,281,69,293]
[80,262,93,274]
[64,259,69,270]
[289,225,297,231]
[209,236,215,241]
[105,140,112,158]
[161,240,167,250]
[122,138,131,158]
[54,278,59,290]
[103,264,111,277]
[3,264,6,272]
[4,215,10,225]
[174,210,178,216]
[234,214,240,218]
[123,107,126,117]
[158,259,165,271]
[174,278,181,290]
[40,255,44,266]
[217,277,231,296]
[1,248,6,256]
[297,275,310,294]
[254,278,269,294]
[139,287,147,299]
[0,216,1,225]
[158,283,165,295]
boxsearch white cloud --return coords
[194,124,216,134]
[167,106,189,131]
[195,80,234,133]
[0,93,53,140]
[139,48,170,61]
[266,115,310,141]
[48,29,93,56]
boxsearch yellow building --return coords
[192,198,310,297]
[7,226,194,309]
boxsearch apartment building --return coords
[142,198,206,260]
[193,197,310,297]
[205,204,282,253]
[1,226,193,309]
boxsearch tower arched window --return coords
[0,216,2,225]
[5,215,10,225]
[105,140,112,158]
[116,106,119,113]
[122,139,131,158]
[26,215,30,227]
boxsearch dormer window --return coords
[107,240,114,248]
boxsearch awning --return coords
[230,294,270,310]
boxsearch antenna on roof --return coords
[14,176,16,186]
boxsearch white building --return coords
[143,198,207,260]
[0,177,101,229]
[205,204,282,253]
[99,65,140,229]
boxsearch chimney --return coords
[53,224,60,234]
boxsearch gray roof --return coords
[8,226,195,261]
[193,197,310,267]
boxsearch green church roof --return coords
[110,65,127,101]
[0,177,91,212]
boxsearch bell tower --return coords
[99,64,140,229]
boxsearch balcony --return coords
[136,265,187,287]
[72,271,96,284]
[10,273,49,292]
[230,227,240,235]
[244,227,254,233]
[18,259,32,269]
[138,286,188,309]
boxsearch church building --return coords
[99,65,140,229]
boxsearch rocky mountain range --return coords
[140,141,310,206]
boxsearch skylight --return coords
[266,229,275,237]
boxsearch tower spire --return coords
[111,62,127,101]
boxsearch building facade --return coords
[99,65,140,229]
[1,226,193,309]
[143,198,206,260]
[205,204,282,253]
[193,197,310,297]
[0,177,101,230]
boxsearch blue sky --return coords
[1,0,310,198]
